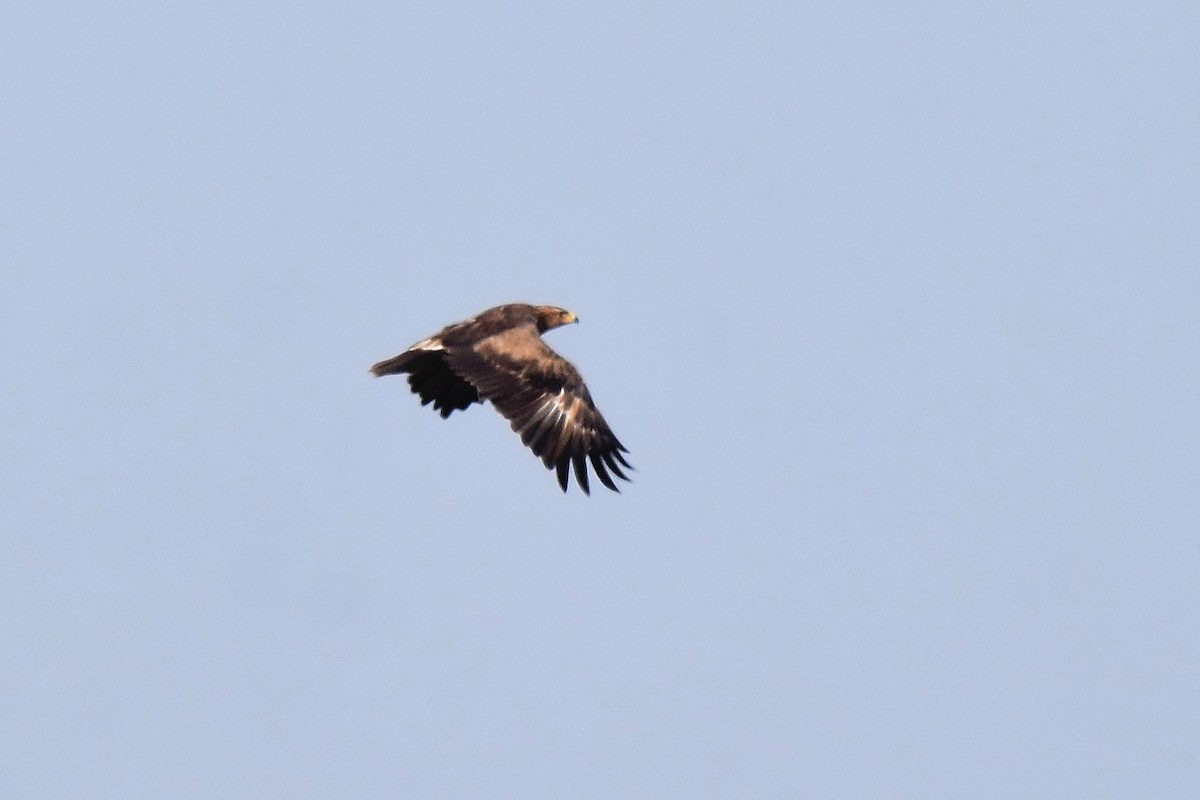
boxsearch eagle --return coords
[371,303,632,494]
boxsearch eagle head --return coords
[535,306,579,332]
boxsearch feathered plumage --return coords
[371,304,632,494]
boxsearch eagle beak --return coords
[566,311,579,324]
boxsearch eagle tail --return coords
[370,350,422,377]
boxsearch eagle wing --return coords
[370,340,480,418]
[444,325,631,494]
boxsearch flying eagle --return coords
[371,303,632,494]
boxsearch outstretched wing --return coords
[446,326,632,494]
[370,341,480,418]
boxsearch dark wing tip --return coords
[556,458,570,492]
[572,452,591,495]
[590,451,619,492]
[546,443,630,495]
[600,450,629,481]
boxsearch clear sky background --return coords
[3,2,1198,797]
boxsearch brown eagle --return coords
[371,303,632,494]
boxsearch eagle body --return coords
[372,303,631,494]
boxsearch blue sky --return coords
[3,1,1198,797]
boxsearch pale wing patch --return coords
[550,390,591,438]
[517,389,570,435]
[547,389,574,426]
[410,337,444,351]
